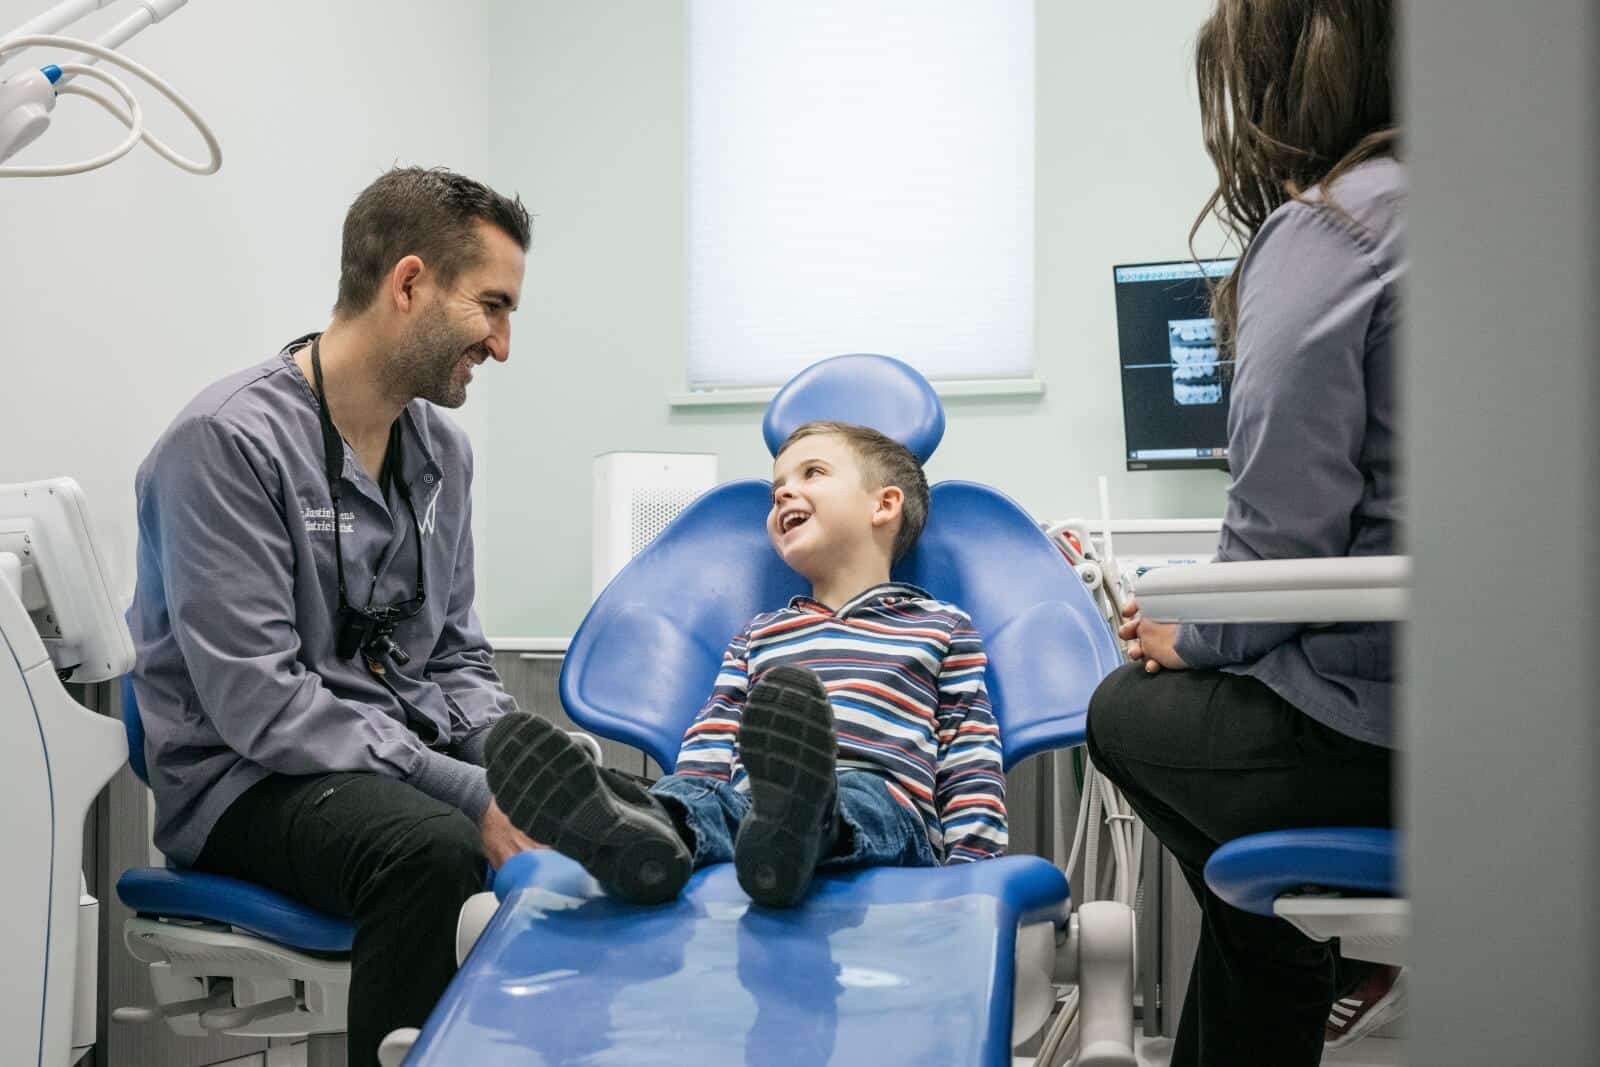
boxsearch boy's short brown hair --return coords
[778,421,930,562]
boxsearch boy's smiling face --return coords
[768,433,898,581]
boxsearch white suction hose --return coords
[1040,516,1149,1064]
[0,32,220,176]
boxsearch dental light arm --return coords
[2,0,115,43]
[0,1,221,177]
[1135,556,1411,624]
[54,0,187,84]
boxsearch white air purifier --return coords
[592,452,719,599]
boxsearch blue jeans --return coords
[651,770,938,870]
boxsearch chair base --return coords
[123,917,349,1038]
[1274,897,1409,967]
[377,1027,419,1067]
[1014,920,1060,1045]
[454,891,500,966]
[1067,901,1138,1067]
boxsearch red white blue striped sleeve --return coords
[934,620,1008,862]
[672,627,751,781]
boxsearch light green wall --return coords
[480,1,1230,637]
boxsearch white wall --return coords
[0,0,493,607]
[481,0,1230,637]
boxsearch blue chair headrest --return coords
[762,354,945,463]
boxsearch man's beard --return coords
[391,302,484,409]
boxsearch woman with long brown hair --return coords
[1086,1,1404,1063]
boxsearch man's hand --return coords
[1118,596,1190,675]
[478,797,544,869]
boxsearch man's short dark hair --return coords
[334,166,532,317]
[779,420,930,562]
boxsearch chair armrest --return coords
[1134,556,1410,624]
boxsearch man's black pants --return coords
[194,772,487,1067]
[1085,665,1395,1067]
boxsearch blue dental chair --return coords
[405,355,1140,1066]
[1136,558,1409,968]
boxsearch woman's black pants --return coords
[1085,664,1395,1067]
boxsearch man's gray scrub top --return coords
[128,335,514,866]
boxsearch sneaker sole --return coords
[734,666,837,908]
[485,714,690,905]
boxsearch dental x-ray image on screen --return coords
[1168,318,1223,406]
[1112,259,1237,471]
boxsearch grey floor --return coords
[1013,1032,1408,1066]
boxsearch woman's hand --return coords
[1119,596,1190,675]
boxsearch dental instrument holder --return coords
[0,63,56,162]
[2,2,222,179]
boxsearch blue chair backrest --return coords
[762,353,946,462]
[560,479,804,771]
[121,674,149,785]
[560,355,1122,772]
[898,481,1122,765]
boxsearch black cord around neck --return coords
[308,335,426,617]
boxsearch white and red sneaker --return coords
[1325,965,1406,1050]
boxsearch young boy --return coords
[484,420,1007,907]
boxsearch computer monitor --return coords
[0,478,132,683]
[1112,258,1237,471]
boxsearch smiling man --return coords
[127,167,536,1065]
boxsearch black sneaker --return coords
[485,713,691,905]
[733,665,840,908]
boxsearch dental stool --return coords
[1137,558,1410,969]
[113,677,354,1044]
[1205,827,1404,967]
[405,354,1139,1066]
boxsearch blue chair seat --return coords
[1203,828,1400,918]
[117,867,355,956]
[411,850,1069,1066]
